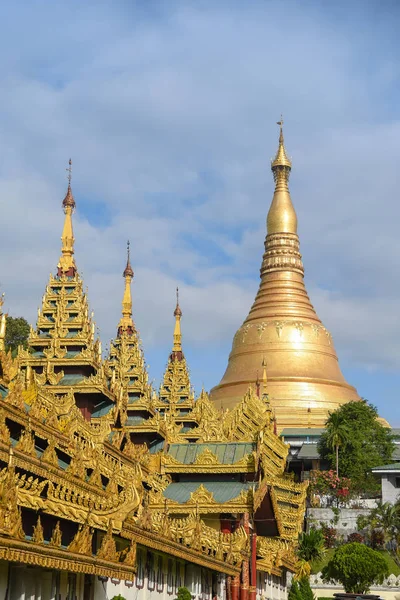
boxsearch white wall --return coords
[256,571,287,600]
[381,474,400,505]
[99,554,212,600]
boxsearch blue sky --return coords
[1,0,400,424]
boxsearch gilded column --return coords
[240,513,250,600]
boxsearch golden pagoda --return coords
[210,120,359,428]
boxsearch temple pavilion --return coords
[0,129,310,600]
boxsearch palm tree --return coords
[371,502,400,543]
[297,528,325,563]
[325,412,350,477]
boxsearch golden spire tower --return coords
[159,288,194,407]
[58,159,76,276]
[18,161,115,419]
[210,120,359,428]
[105,244,152,434]
[119,241,135,334]
[172,287,182,354]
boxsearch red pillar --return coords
[227,576,232,600]
[231,576,240,600]
[249,532,257,600]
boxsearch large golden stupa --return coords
[210,121,360,428]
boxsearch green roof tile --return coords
[168,442,255,465]
[59,374,84,385]
[372,463,400,472]
[297,444,320,459]
[163,481,253,504]
[92,400,114,417]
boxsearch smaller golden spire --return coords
[119,241,134,333]
[271,116,292,170]
[267,118,297,235]
[0,293,6,352]
[58,159,77,275]
[262,356,268,396]
[172,287,182,353]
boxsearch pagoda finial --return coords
[58,159,76,275]
[123,240,134,278]
[262,356,268,396]
[271,116,292,171]
[172,287,182,352]
[119,241,134,333]
[267,118,297,235]
[0,293,6,352]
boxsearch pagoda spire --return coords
[0,294,5,352]
[158,288,193,406]
[172,287,182,353]
[262,357,267,397]
[211,119,359,428]
[118,241,135,334]
[58,159,77,277]
[267,117,298,236]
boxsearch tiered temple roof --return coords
[18,166,114,421]
[0,144,308,588]
[104,243,158,450]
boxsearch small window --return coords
[395,477,400,488]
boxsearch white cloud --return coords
[0,1,399,417]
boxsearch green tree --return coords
[323,411,350,476]
[318,401,394,494]
[322,542,389,594]
[5,316,30,356]
[175,588,192,600]
[298,529,325,563]
[288,580,303,600]
[298,578,315,600]
[358,501,400,550]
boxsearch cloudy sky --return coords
[1,0,399,424]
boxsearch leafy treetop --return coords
[175,587,192,600]
[322,542,389,594]
[318,401,394,494]
[5,316,30,357]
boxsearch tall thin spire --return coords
[0,293,5,352]
[262,357,267,397]
[172,287,182,353]
[267,118,297,235]
[211,120,359,428]
[119,241,134,334]
[58,159,76,276]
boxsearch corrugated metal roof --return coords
[297,444,320,459]
[168,442,255,465]
[125,415,146,425]
[149,439,165,454]
[280,428,325,437]
[163,481,253,504]
[92,400,113,417]
[59,374,84,385]
[372,462,400,472]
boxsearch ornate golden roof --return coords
[158,290,194,407]
[104,246,153,432]
[18,165,113,412]
[0,151,309,583]
[210,121,359,428]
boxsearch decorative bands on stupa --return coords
[261,232,304,275]
[234,320,332,345]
